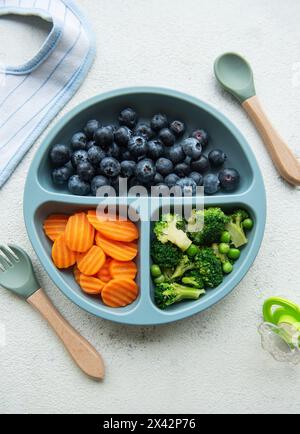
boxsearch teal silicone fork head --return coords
[214,53,256,103]
[0,245,40,299]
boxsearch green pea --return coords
[243,218,254,231]
[151,264,162,278]
[223,262,233,274]
[228,249,241,261]
[187,244,200,257]
[154,275,165,284]
[219,243,230,254]
[220,231,231,244]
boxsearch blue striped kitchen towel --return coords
[0,0,96,187]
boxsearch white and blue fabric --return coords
[0,0,96,187]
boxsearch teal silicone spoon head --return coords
[0,245,40,299]
[214,53,256,103]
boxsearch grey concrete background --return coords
[0,0,300,414]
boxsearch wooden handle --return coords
[242,96,300,186]
[27,289,105,380]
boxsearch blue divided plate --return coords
[24,87,266,325]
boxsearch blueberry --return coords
[110,177,120,194]
[176,177,197,195]
[204,174,220,195]
[189,172,203,186]
[156,158,174,176]
[170,120,185,137]
[121,149,132,161]
[182,138,202,160]
[151,113,168,132]
[174,163,190,178]
[167,144,185,164]
[71,150,89,168]
[128,136,148,158]
[114,126,132,147]
[106,142,121,160]
[100,157,121,178]
[91,175,110,196]
[118,108,138,129]
[191,129,209,147]
[208,149,227,167]
[191,155,210,173]
[68,175,90,196]
[84,120,100,139]
[154,173,164,184]
[52,165,73,185]
[50,144,71,167]
[88,146,106,166]
[71,132,87,151]
[94,126,114,148]
[159,128,176,147]
[134,123,155,140]
[219,168,240,192]
[147,140,164,160]
[77,161,96,182]
[165,173,180,188]
[135,159,156,184]
[86,140,97,150]
[121,160,136,178]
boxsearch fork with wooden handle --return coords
[0,244,105,380]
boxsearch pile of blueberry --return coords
[49,108,240,196]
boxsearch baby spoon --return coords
[214,53,300,186]
[0,245,105,380]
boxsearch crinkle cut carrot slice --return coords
[73,265,82,284]
[43,214,69,242]
[87,210,139,242]
[77,245,106,276]
[95,232,138,262]
[96,258,112,283]
[65,212,95,253]
[52,234,76,269]
[109,260,137,280]
[79,275,106,295]
[102,279,139,308]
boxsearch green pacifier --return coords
[259,297,300,364]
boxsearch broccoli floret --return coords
[182,270,205,289]
[188,208,229,246]
[171,255,195,280]
[151,239,183,268]
[226,209,249,248]
[195,248,224,289]
[155,282,204,309]
[212,243,228,263]
[154,214,192,252]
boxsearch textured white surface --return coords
[0,0,300,415]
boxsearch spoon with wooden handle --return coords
[214,52,300,186]
[0,245,105,380]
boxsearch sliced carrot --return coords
[96,258,112,283]
[65,212,95,253]
[109,260,137,280]
[52,234,76,269]
[87,210,139,242]
[77,245,106,276]
[76,252,85,264]
[102,278,139,308]
[73,265,82,284]
[43,214,69,242]
[95,232,138,262]
[79,274,106,295]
